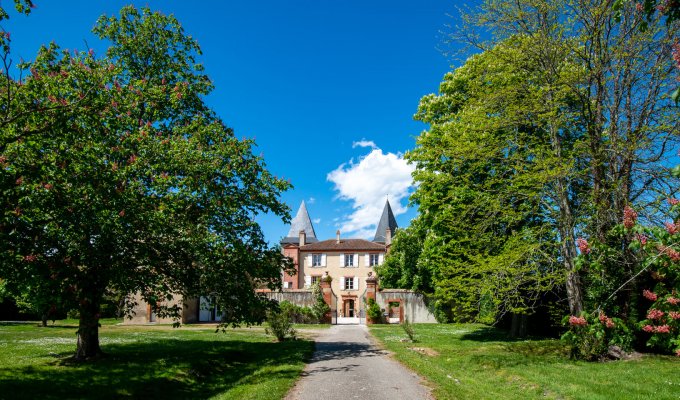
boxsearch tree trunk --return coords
[509,313,528,338]
[74,301,103,360]
[41,312,48,327]
[548,110,584,316]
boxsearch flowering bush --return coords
[638,288,680,354]
[570,199,680,357]
[561,312,632,360]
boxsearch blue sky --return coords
[4,1,460,244]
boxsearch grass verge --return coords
[0,319,314,399]
[370,323,679,400]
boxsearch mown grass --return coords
[0,319,316,399]
[370,323,680,400]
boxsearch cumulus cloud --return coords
[327,146,415,239]
[352,140,377,149]
[308,197,316,204]
[312,218,321,224]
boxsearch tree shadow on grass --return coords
[458,326,570,369]
[458,326,523,343]
[0,338,314,400]
[459,326,553,343]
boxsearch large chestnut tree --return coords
[0,6,292,360]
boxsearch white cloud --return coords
[308,197,316,204]
[312,218,321,224]
[327,146,415,239]
[352,140,377,149]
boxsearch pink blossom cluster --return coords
[576,238,591,254]
[623,206,638,229]
[668,247,680,261]
[647,309,665,320]
[569,315,587,326]
[655,325,671,334]
[643,289,658,301]
[635,2,644,12]
[643,324,655,333]
[676,349,680,357]
[23,255,37,262]
[658,245,680,261]
[670,311,680,320]
[668,197,680,206]
[665,221,679,235]
[668,297,680,305]
[598,313,615,328]
[635,233,648,246]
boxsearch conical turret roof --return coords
[373,199,398,242]
[281,201,318,244]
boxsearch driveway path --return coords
[286,325,431,400]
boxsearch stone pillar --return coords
[320,272,333,323]
[366,273,377,301]
[365,272,378,325]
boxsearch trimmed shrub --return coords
[265,308,296,341]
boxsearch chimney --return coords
[336,230,341,244]
[299,230,306,247]
[385,228,392,246]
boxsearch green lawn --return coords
[370,323,680,400]
[0,319,315,399]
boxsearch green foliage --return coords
[561,313,632,361]
[376,222,430,293]
[265,307,297,342]
[0,6,292,358]
[278,301,317,324]
[406,35,572,322]
[400,0,679,331]
[366,298,383,323]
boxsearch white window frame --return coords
[344,276,355,290]
[344,254,354,267]
[312,253,322,267]
[369,253,380,266]
[311,275,321,285]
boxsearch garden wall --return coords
[259,289,316,307]
[377,289,437,323]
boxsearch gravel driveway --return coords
[286,325,431,400]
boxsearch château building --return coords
[280,199,397,318]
